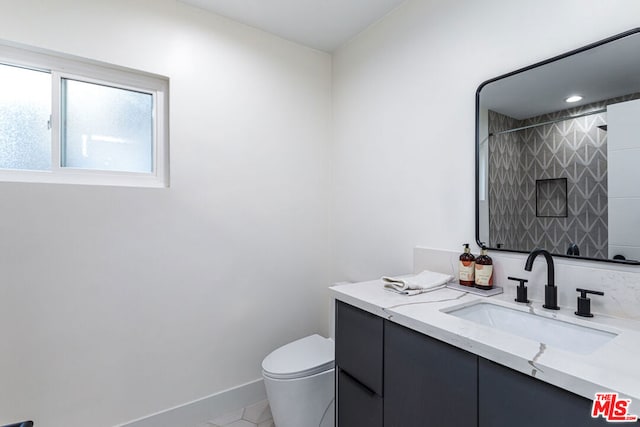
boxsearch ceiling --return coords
[481,31,640,120]
[178,0,408,52]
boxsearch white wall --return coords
[331,0,640,283]
[0,1,331,426]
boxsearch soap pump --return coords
[459,243,475,287]
[474,245,493,290]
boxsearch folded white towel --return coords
[382,270,454,296]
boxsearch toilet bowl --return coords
[262,334,335,427]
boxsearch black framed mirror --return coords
[476,28,640,265]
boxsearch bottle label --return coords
[475,264,493,286]
[459,261,475,281]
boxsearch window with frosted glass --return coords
[0,42,167,187]
[61,79,153,173]
[0,63,51,170]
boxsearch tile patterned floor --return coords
[196,399,274,427]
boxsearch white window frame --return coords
[0,40,169,188]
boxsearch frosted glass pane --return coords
[0,63,51,170]
[62,79,153,173]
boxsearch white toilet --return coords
[262,334,335,427]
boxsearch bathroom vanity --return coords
[331,280,640,427]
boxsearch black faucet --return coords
[524,249,560,310]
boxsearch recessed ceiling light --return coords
[565,95,583,103]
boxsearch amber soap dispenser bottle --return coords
[474,245,494,290]
[459,243,475,287]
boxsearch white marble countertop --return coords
[330,279,640,413]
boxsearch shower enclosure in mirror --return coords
[476,28,640,265]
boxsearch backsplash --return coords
[414,247,640,321]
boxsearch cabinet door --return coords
[335,301,384,395]
[384,321,478,427]
[479,358,615,426]
[337,369,383,427]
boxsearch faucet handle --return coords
[508,276,530,303]
[575,288,604,317]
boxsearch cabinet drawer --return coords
[384,320,477,427]
[337,368,383,427]
[479,358,613,426]
[335,300,384,395]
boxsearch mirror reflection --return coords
[476,28,640,264]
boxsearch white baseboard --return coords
[116,378,266,427]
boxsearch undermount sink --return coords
[444,302,618,354]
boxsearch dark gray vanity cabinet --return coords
[335,300,621,427]
[384,321,477,427]
[336,301,476,426]
[337,370,383,427]
[478,358,616,427]
[335,300,384,427]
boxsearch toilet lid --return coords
[262,334,335,380]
